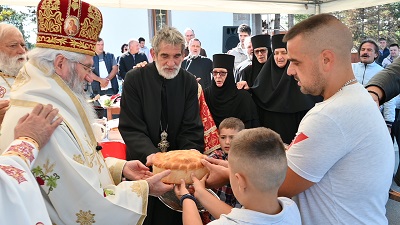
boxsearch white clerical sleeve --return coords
[0,139,52,225]
[30,123,149,225]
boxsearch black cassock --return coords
[119,62,204,225]
[204,65,259,129]
[251,56,321,144]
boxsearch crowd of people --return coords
[0,0,399,224]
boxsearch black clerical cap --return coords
[213,54,235,71]
[251,34,271,49]
[272,34,287,51]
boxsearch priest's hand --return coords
[236,81,249,90]
[201,158,229,189]
[146,170,173,197]
[0,100,9,125]
[123,160,153,180]
[14,104,63,149]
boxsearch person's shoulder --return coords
[120,52,130,59]
[105,52,114,56]
[182,70,198,83]
[242,64,252,72]
[137,52,147,57]
[126,63,154,79]
[199,56,212,62]
[237,89,253,99]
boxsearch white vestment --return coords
[0,61,149,225]
[0,71,15,100]
[0,139,52,224]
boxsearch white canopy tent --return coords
[2,0,400,14]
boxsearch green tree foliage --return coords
[293,3,400,49]
[0,6,36,49]
[334,3,400,48]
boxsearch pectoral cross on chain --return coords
[158,130,170,152]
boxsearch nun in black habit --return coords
[251,34,321,144]
[240,34,272,87]
[204,54,259,129]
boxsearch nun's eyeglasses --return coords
[254,48,267,55]
[212,71,228,77]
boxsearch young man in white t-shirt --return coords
[278,14,394,224]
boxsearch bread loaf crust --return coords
[153,150,208,184]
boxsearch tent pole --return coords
[315,3,321,14]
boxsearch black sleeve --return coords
[118,69,159,163]
[118,56,128,80]
[366,57,400,104]
[176,77,205,152]
[204,59,212,89]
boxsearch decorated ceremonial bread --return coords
[153,150,208,184]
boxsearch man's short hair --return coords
[358,39,379,55]
[229,127,287,191]
[97,37,103,42]
[152,27,185,54]
[184,28,194,34]
[378,37,386,42]
[284,14,337,43]
[238,24,251,35]
[138,37,145,43]
[219,117,244,132]
[188,38,201,46]
[128,39,138,47]
[389,43,399,48]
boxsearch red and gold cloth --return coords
[36,0,103,56]
[198,84,220,155]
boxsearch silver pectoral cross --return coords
[158,130,170,152]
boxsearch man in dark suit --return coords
[183,28,207,58]
[182,38,212,89]
[118,39,148,79]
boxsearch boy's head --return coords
[228,127,287,198]
[218,117,245,154]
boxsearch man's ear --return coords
[54,54,65,71]
[54,54,67,79]
[321,49,335,72]
[150,48,155,60]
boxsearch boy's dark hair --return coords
[238,24,251,35]
[97,37,103,42]
[378,37,386,42]
[219,117,245,132]
[389,43,399,48]
[138,37,145,43]
[229,127,287,191]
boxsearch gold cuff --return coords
[16,137,40,150]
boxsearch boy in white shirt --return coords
[175,127,301,225]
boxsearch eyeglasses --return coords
[212,71,228,77]
[74,61,95,73]
[254,48,267,55]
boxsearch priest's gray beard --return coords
[65,63,97,123]
[0,51,27,76]
[156,61,182,79]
